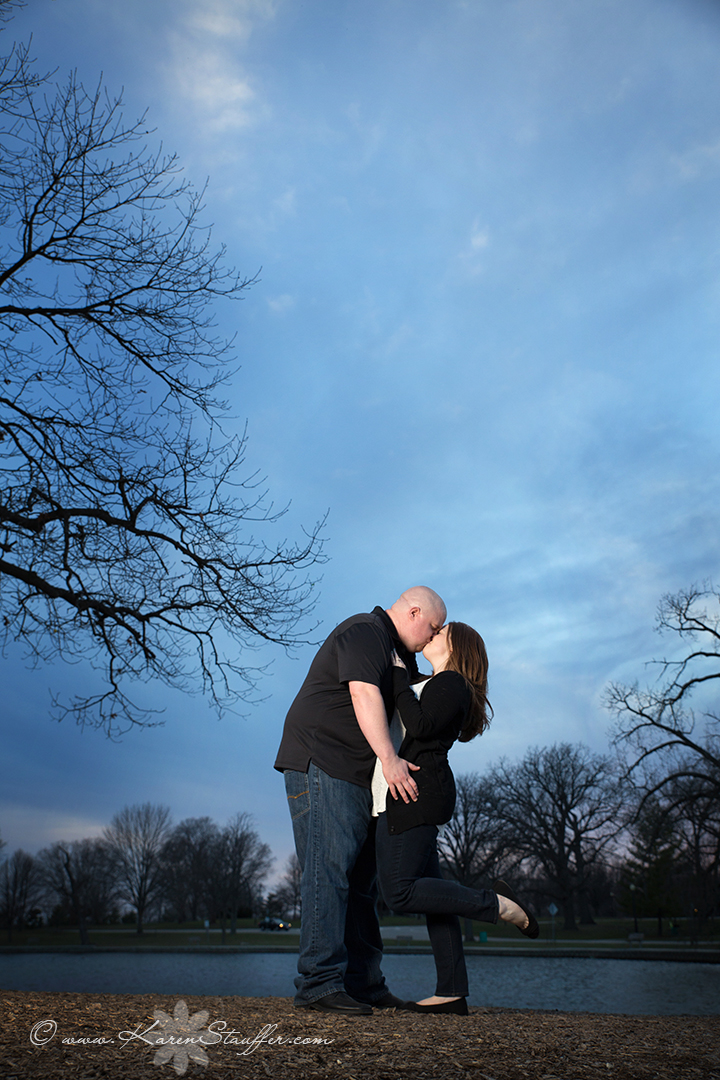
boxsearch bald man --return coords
[275,587,446,1014]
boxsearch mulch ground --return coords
[1,991,719,1080]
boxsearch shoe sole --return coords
[294,1001,372,1015]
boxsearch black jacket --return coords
[385,668,471,834]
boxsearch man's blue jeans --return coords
[284,764,388,1005]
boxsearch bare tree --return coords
[206,813,273,941]
[439,774,511,885]
[104,803,171,933]
[38,837,115,944]
[488,744,625,929]
[606,584,720,809]
[438,773,513,941]
[667,774,720,926]
[0,15,324,735]
[271,852,302,921]
[160,816,218,923]
[0,848,43,942]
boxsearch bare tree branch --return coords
[0,22,325,734]
[605,583,720,807]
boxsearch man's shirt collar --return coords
[371,605,420,681]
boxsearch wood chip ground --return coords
[1,991,718,1080]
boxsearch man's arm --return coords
[348,681,419,803]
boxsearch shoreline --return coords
[3,943,719,962]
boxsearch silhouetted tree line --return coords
[436,585,720,935]
[0,803,275,943]
[439,742,716,935]
[264,853,302,922]
[438,744,625,934]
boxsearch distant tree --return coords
[439,774,512,885]
[606,584,720,809]
[38,838,115,944]
[0,10,324,735]
[488,744,625,930]
[668,774,720,926]
[206,813,272,941]
[564,862,621,921]
[104,803,171,933]
[271,852,302,921]
[0,848,43,942]
[618,797,682,935]
[160,816,218,923]
[438,773,513,941]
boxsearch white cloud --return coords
[671,137,720,181]
[173,53,257,132]
[185,0,276,41]
[0,803,106,854]
[267,294,296,314]
[470,223,490,249]
[458,219,490,274]
[274,187,297,216]
[346,102,388,166]
[163,0,276,133]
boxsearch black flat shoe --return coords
[296,991,372,1014]
[492,878,540,939]
[406,997,468,1015]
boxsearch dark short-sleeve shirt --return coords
[274,606,419,788]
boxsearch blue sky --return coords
[2,0,720,884]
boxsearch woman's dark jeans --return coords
[375,816,498,997]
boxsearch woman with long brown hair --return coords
[372,621,537,1015]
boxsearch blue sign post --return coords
[548,902,558,943]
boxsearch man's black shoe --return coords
[363,991,408,1009]
[297,992,372,1015]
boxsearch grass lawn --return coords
[3,916,717,949]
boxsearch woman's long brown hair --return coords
[444,621,493,741]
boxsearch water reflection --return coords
[1,952,717,1016]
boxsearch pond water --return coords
[1,952,718,1015]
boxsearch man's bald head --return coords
[387,586,447,653]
